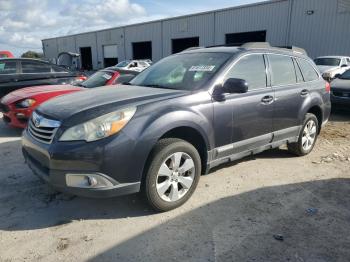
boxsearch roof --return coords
[315,56,350,59]
[1,58,50,63]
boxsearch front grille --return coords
[28,112,61,144]
[0,103,9,113]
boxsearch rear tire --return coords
[144,138,201,212]
[288,113,319,156]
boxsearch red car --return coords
[0,68,138,128]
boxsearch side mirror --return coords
[341,64,348,68]
[334,74,341,78]
[222,78,248,94]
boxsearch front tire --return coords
[288,113,319,156]
[144,138,201,212]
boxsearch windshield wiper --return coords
[144,84,173,89]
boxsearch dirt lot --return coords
[0,110,349,262]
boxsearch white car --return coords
[115,60,152,72]
[314,56,350,79]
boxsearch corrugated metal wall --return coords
[124,22,162,62]
[215,0,290,46]
[42,39,58,61]
[42,0,350,69]
[96,28,125,68]
[289,0,350,58]
[162,13,215,57]
[75,32,98,69]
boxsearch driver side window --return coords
[225,54,267,90]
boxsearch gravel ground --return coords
[0,110,349,262]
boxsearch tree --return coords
[21,51,44,59]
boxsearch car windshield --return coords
[116,61,131,67]
[80,71,113,88]
[129,52,232,90]
[314,58,341,66]
[339,70,350,80]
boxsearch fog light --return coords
[66,173,115,189]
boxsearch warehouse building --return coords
[42,0,350,70]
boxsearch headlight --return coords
[18,98,36,108]
[59,107,136,142]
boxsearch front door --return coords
[213,53,274,158]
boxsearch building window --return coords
[226,31,266,46]
[132,41,152,60]
[172,37,199,54]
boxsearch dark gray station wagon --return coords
[22,43,331,211]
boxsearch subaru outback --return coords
[22,43,331,211]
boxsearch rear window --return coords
[268,54,296,86]
[21,61,51,73]
[314,58,341,66]
[80,71,113,88]
[298,59,319,82]
[0,61,16,74]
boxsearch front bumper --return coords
[1,105,30,128]
[22,128,142,198]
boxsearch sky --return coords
[0,0,265,57]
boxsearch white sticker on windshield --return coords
[102,74,112,80]
[189,65,216,72]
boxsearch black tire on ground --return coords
[144,138,201,212]
[288,113,319,156]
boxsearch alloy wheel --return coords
[156,152,195,202]
[302,119,317,151]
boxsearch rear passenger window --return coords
[293,59,304,82]
[21,61,51,73]
[225,54,267,90]
[298,59,319,82]
[0,61,16,74]
[268,55,296,86]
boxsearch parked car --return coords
[0,67,138,128]
[0,51,14,58]
[314,56,350,80]
[115,60,152,72]
[22,43,331,211]
[330,69,350,107]
[0,58,87,99]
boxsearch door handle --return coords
[261,95,274,104]
[301,89,309,97]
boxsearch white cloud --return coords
[0,0,150,56]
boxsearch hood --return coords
[37,85,187,122]
[331,78,350,91]
[1,85,82,104]
[317,65,339,74]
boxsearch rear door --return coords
[267,54,305,141]
[0,59,20,98]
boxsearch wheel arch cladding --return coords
[307,105,323,133]
[136,111,212,182]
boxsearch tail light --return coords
[325,81,331,93]
[76,75,87,82]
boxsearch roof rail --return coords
[182,46,204,52]
[277,46,308,55]
[241,42,271,49]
